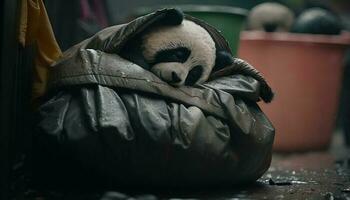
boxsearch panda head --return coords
[141,19,217,86]
[248,2,295,32]
[119,10,234,87]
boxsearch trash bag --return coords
[32,8,275,189]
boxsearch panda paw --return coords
[213,51,234,72]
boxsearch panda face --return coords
[141,20,216,86]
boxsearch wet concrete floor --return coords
[139,149,349,200]
[24,135,350,200]
[222,151,350,200]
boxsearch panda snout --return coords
[150,63,187,86]
[171,72,182,83]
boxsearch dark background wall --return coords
[0,0,21,199]
[44,0,349,51]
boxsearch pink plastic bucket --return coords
[238,31,350,152]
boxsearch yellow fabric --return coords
[19,0,62,100]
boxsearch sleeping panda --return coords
[120,13,234,86]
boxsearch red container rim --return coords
[240,31,350,47]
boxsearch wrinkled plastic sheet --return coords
[34,75,274,189]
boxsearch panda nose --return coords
[171,72,182,83]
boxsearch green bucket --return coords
[134,5,248,55]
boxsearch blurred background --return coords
[43,0,350,50]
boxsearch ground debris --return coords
[268,178,292,186]
[324,192,334,200]
[342,188,350,193]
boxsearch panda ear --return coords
[163,8,184,26]
[150,9,183,29]
[213,51,234,72]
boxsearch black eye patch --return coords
[152,47,190,64]
[185,65,203,86]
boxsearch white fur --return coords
[141,20,216,86]
[248,2,294,32]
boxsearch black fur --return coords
[264,23,278,32]
[163,9,184,26]
[213,51,234,72]
[153,47,190,64]
[119,37,150,70]
[185,65,203,86]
